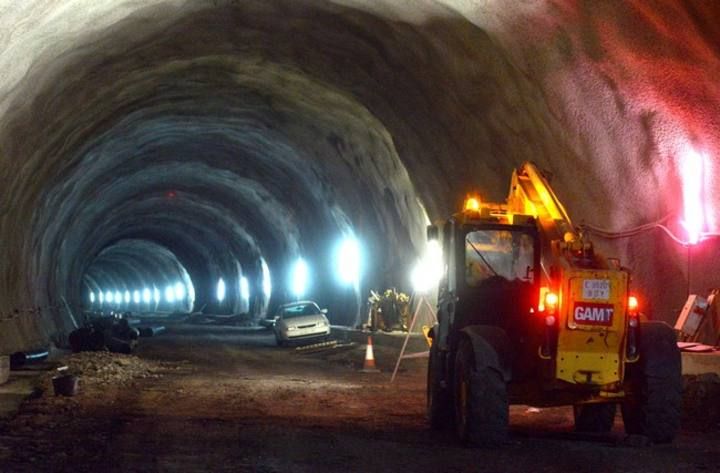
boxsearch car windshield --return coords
[279,303,321,318]
[465,229,534,286]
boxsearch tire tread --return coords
[621,321,681,443]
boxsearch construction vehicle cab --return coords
[427,162,682,445]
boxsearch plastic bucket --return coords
[52,374,79,396]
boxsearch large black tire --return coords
[427,343,452,430]
[574,403,616,433]
[453,337,508,446]
[621,321,681,443]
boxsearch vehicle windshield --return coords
[279,302,321,318]
[464,229,534,286]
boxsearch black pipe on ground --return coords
[138,326,166,337]
[9,349,50,370]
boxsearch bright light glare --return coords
[680,148,707,244]
[174,282,186,300]
[291,258,309,299]
[115,291,122,305]
[106,291,114,303]
[124,291,131,304]
[89,291,95,304]
[240,276,249,302]
[336,237,361,285]
[98,291,104,304]
[411,239,443,293]
[165,286,175,303]
[464,196,481,212]
[217,278,226,302]
[188,283,195,306]
[261,259,272,300]
[153,288,161,304]
[143,288,151,304]
[628,295,639,312]
[133,290,141,304]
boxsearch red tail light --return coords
[545,292,559,314]
[626,295,640,360]
[538,287,559,315]
[539,289,559,358]
[538,286,549,312]
[628,295,639,314]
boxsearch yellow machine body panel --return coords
[556,269,629,386]
[460,162,635,389]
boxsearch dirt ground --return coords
[0,325,719,473]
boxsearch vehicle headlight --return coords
[287,326,297,331]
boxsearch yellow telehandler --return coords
[426,162,681,445]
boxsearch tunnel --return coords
[0,0,719,353]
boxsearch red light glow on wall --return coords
[679,148,707,245]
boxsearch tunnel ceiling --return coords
[1,0,719,349]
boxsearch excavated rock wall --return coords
[0,0,718,351]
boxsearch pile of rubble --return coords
[52,351,163,387]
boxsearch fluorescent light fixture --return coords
[217,278,226,302]
[165,285,175,303]
[411,239,443,293]
[261,259,272,300]
[290,257,309,299]
[336,237,361,286]
[174,282,185,300]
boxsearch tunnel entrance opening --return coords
[83,239,196,315]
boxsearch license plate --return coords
[582,279,610,300]
[573,302,614,326]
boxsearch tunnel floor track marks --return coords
[0,329,718,472]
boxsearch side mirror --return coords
[321,308,328,314]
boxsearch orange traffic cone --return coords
[361,335,380,373]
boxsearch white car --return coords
[272,301,331,346]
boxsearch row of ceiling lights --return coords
[88,266,271,308]
[87,235,362,307]
[89,282,194,306]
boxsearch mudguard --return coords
[459,325,513,382]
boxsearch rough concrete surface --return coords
[0,0,719,370]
